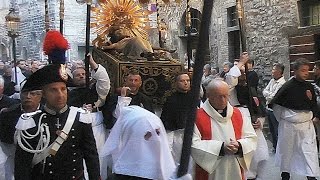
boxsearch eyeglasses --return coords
[21,90,42,97]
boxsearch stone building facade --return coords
[219,0,319,86]
[0,0,90,62]
[156,0,320,89]
[243,0,298,85]
[157,0,313,79]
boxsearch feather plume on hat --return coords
[43,30,69,64]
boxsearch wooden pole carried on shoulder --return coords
[237,0,255,122]
[177,0,214,177]
[45,0,49,32]
[59,0,64,34]
[85,0,92,88]
[186,0,192,71]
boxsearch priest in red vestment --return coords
[191,79,257,180]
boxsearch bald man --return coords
[191,79,257,180]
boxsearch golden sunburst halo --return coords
[91,0,150,42]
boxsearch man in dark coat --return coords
[3,66,15,96]
[14,64,100,180]
[160,73,192,166]
[0,75,19,111]
[67,53,110,109]
[161,73,192,131]
[271,58,319,180]
[235,59,259,109]
[104,70,154,122]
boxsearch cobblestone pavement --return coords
[258,151,310,180]
[258,131,318,180]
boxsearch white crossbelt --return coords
[32,106,78,166]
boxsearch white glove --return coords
[14,85,20,92]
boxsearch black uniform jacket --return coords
[67,86,98,108]
[161,91,192,131]
[0,104,22,144]
[14,107,100,180]
[127,92,154,113]
[0,95,19,110]
[101,92,154,129]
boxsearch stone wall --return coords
[0,0,95,62]
[216,0,236,67]
[17,0,46,60]
[62,0,88,61]
[152,1,194,62]
[189,0,305,93]
[152,0,236,66]
[244,0,298,86]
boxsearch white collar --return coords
[202,100,233,123]
[274,76,284,83]
[44,105,68,115]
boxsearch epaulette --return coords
[78,108,93,124]
[15,110,42,130]
[16,109,50,156]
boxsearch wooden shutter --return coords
[289,34,320,80]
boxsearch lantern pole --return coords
[5,8,20,85]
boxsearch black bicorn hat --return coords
[20,78,41,93]
[21,64,69,92]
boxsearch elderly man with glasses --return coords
[0,78,43,180]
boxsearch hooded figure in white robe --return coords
[100,105,191,180]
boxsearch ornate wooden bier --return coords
[92,48,184,105]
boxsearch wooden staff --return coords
[59,0,64,34]
[85,0,92,88]
[177,0,214,177]
[156,0,161,47]
[44,0,51,64]
[13,37,18,85]
[237,0,255,122]
[237,0,246,52]
[185,1,192,71]
[45,0,49,32]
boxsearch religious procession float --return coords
[90,0,185,105]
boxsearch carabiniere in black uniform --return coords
[14,105,100,180]
[14,63,100,180]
